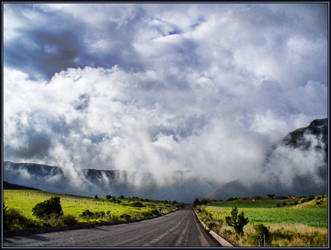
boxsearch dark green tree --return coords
[193,198,200,207]
[225,207,249,235]
[249,224,271,245]
[32,197,63,220]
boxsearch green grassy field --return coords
[3,189,182,230]
[204,206,327,227]
[195,195,328,247]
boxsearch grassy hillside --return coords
[4,189,183,230]
[294,195,328,208]
[195,194,328,247]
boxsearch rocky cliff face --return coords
[283,118,327,154]
[278,118,328,181]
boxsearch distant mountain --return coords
[3,161,215,202]
[283,118,327,155]
[3,161,133,197]
[3,181,40,190]
[206,118,328,200]
[3,161,121,181]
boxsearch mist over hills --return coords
[206,118,328,200]
[3,118,328,202]
[3,161,216,202]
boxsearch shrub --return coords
[142,211,152,217]
[4,206,37,229]
[62,215,78,226]
[267,194,275,199]
[308,195,314,201]
[249,224,271,246]
[107,214,119,223]
[252,196,263,200]
[3,203,10,230]
[48,213,64,227]
[151,209,160,216]
[225,207,249,235]
[201,199,209,205]
[81,209,94,219]
[193,198,200,207]
[94,195,99,199]
[120,214,131,222]
[106,195,112,200]
[131,201,145,207]
[207,221,217,231]
[95,211,106,218]
[32,197,63,220]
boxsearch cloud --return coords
[3,3,328,200]
[4,4,145,80]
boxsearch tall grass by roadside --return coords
[195,194,328,247]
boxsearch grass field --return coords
[3,189,182,230]
[195,195,328,247]
[204,206,327,227]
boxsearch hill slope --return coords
[206,118,328,200]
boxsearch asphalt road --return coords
[4,206,220,247]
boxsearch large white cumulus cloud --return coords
[4,3,327,196]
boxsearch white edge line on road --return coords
[193,209,233,247]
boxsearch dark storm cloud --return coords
[5,131,52,159]
[5,29,81,79]
[4,4,146,80]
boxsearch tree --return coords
[225,207,249,235]
[249,224,271,246]
[201,199,209,205]
[32,197,63,220]
[193,198,201,207]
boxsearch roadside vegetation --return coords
[193,194,328,247]
[3,189,183,231]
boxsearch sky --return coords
[3,3,328,198]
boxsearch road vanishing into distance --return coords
[4,206,220,247]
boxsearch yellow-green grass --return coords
[195,195,328,247]
[202,206,327,227]
[4,189,178,223]
[295,196,328,208]
[209,222,328,247]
